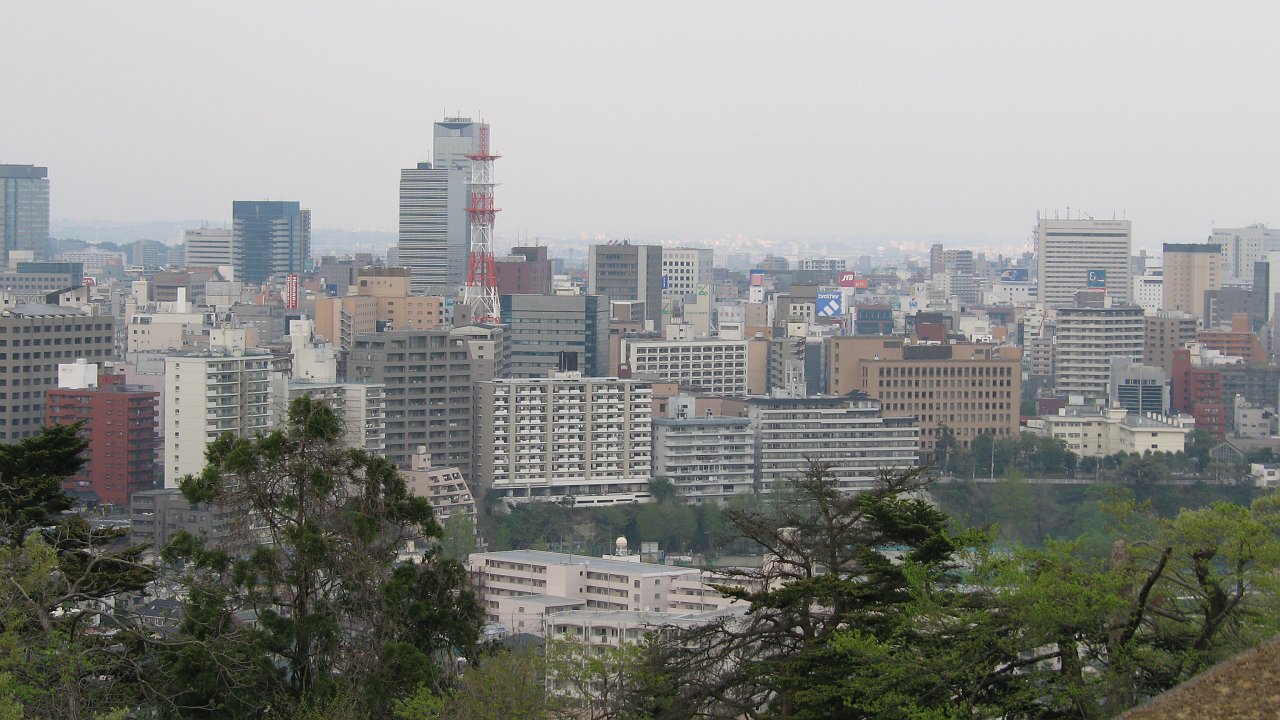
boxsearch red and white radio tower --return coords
[462,124,501,324]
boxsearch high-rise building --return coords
[588,243,663,329]
[653,416,755,504]
[0,164,50,263]
[232,201,310,285]
[1143,312,1198,376]
[183,228,238,270]
[940,249,978,304]
[1054,305,1145,401]
[495,246,553,295]
[1213,224,1280,286]
[621,337,750,395]
[348,329,473,473]
[1107,358,1169,416]
[474,373,653,506]
[1162,243,1220,319]
[163,332,276,487]
[397,118,486,295]
[661,248,714,299]
[1035,217,1132,308]
[500,294,610,377]
[0,304,115,442]
[44,361,159,507]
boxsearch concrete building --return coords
[1143,312,1198,376]
[286,381,386,455]
[348,329,472,473]
[1037,406,1190,458]
[130,488,236,554]
[1054,305,1145,401]
[449,324,509,381]
[1213,224,1280,286]
[1198,313,1266,364]
[827,337,1021,458]
[163,332,276,486]
[1108,358,1169,416]
[402,455,476,523]
[0,304,115,442]
[940,249,978,305]
[1132,268,1164,315]
[44,362,159,507]
[746,394,919,493]
[313,267,449,348]
[397,118,485,294]
[495,246,553,296]
[621,337,749,395]
[652,415,754,504]
[589,243,663,330]
[0,269,82,299]
[474,373,652,506]
[232,201,310,285]
[797,257,847,272]
[1036,217,1132,308]
[183,228,238,270]
[661,248,714,298]
[0,164,50,263]
[1162,243,1220,319]
[500,294,610,377]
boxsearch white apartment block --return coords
[474,373,653,506]
[661,247,713,298]
[622,338,748,395]
[1132,268,1164,315]
[286,381,386,454]
[1036,218,1133,308]
[652,417,755,504]
[1034,406,1190,458]
[468,550,737,624]
[1053,305,1145,401]
[164,348,275,487]
[797,257,847,272]
[1213,224,1280,286]
[746,395,919,493]
[183,228,238,270]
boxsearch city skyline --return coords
[3,3,1279,248]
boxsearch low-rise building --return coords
[1037,406,1190,458]
[402,456,476,523]
[621,337,749,395]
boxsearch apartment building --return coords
[827,337,1020,458]
[1054,305,1145,401]
[0,303,116,442]
[474,373,652,506]
[1197,313,1266,363]
[402,455,476,523]
[286,381,386,454]
[130,488,237,554]
[621,337,749,395]
[652,416,755,504]
[313,267,448,348]
[349,329,472,473]
[746,394,919,493]
[163,338,276,487]
[1143,312,1198,376]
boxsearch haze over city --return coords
[4,2,1280,254]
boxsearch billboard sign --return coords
[1086,269,1107,289]
[284,274,299,310]
[817,291,842,317]
[661,275,670,290]
[999,268,1029,283]
[838,271,857,287]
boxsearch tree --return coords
[394,648,550,720]
[161,396,483,718]
[439,513,478,561]
[634,461,974,719]
[0,422,87,544]
[648,477,678,505]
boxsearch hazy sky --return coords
[3,2,1278,251]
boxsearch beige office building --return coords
[1162,243,1220,319]
[827,337,1020,459]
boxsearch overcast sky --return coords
[3,2,1278,251]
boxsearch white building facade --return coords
[652,417,755,504]
[1053,305,1145,401]
[621,338,749,395]
[1036,218,1133,308]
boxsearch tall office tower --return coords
[348,329,473,473]
[588,243,663,330]
[1213,224,1280,286]
[1162,243,1221,319]
[661,248,714,299]
[929,243,944,277]
[183,228,238,270]
[1035,217,1132,308]
[1054,305,1145,401]
[163,332,276,487]
[232,201,310,285]
[474,372,653,506]
[0,304,114,442]
[398,118,486,295]
[0,164,50,264]
[501,294,610,377]
[45,361,159,507]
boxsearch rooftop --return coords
[475,550,698,577]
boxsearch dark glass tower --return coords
[232,200,310,284]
